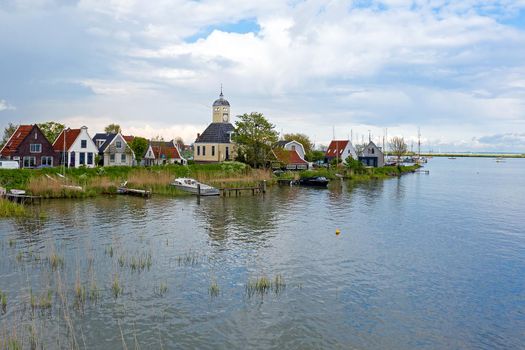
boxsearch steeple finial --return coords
[220,84,223,97]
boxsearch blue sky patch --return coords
[185,18,260,43]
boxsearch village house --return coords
[53,126,98,168]
[271,140,309,170]
[92,132,135,167]
[0,124,57,168]
[143,140,186,166]
[194,89,236,163]
[325,140,358,164]
[358,141,385,167]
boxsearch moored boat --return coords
[171,178,220,196]
[297,176,329,188]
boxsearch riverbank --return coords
[0,199,28,218]
[0,162,273,199]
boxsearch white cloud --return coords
[0,99,16,111]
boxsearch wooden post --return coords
[262,180,267,194]
[197,184,201,197]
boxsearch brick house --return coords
[0,124,58,168]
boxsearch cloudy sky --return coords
[1,0,524,152]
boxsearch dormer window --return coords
[116,141,122,148]
[30,144,42,153]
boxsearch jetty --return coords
[116,182,152,198]
[218,181,267,197]
[0,188,42,204]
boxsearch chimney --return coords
[197,133,200,138]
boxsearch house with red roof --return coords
[325,140,357,164]
[143,140,186,166]
[53,126,98,168]
[0,124,57,168]
[271,140,309,170]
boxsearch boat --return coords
[9,189,26,195]
[296,176,330,188]
[171,178,220,196]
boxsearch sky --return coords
[1,0,525,152]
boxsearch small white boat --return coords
[171,178,219,196]
[10,189,26,195]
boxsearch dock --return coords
[218,181,267,197]
[117,187,152,198]
[2,193,42,205]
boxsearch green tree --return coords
[344,155,365,173]
[283,133,313,155]
[38,121,65,143]
[306,150,325,163]
[390,136,408,164]
[129,137,148,162]
[0,123,18,148]
[104,124,121,134]
[174,137,185,150]
[233,112,278,168]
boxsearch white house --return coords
[272,140,309,170]
[143,140,186,166]
[325,140,358,163]
[92,132,135,167]
[53,126,99,168]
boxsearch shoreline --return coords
[420,153,525,158]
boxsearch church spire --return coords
[220,84,223,98]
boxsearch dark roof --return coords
[276,140,289,148]
[92,133,117,152]
[195,123,234,143]
[212,92,230,107]
[0,125,34,157]
[149,140,175,148]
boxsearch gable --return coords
[0,125,33,157]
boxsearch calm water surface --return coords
[1,158,524,349]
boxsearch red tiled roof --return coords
[153,145,182,159]
[52,129,81,152]
[0,125,34,157]
[325,140,349,157]
[123,135,134,143]
[274,149,308,165]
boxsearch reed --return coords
[48,252,64,270]
[30,289,52,309]
[155,281,168,297]
[74,275,86,306]
[89,280,100,302]
[0,199,28,218]
[112,275,122,298]
[246,274,286,297]
[177,250,199,267]
[0,290,6,313]
[209,281,220,298]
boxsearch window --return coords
[97,139,105,148]
[30,144,42,153]
[116,141,122,148]
[371,148,375,154]
[121,154,126,163]
[202,146,206,156]
[215,107,219,111]
[212,146,215,156]
[197,146,200,156]
[87,153,93,165]
[80,152,85,165]
[23,156,36,168]
[223,107,227,110]
[291,145,296,151]
[81,140,87,148]
[34,132,38,140]
[41,156,53,166]
[110,154,115,162]
[225,146,229,160]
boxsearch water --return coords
[1,158,524,349]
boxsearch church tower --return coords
[212,87,230,123]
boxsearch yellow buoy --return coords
[335,229,341,235]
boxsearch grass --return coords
[246,274,286,297]
[209,281,220,298]
[0,162,271,199]
[30,289,52,310]
[0,290,6,313]
[177,250,199,267]
[89,280,100,302]
[74,275,86,306]
[0,199,28,218]
[48,252,64,270]
[155,282,168,297]
[112,275,122,298]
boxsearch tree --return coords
[390,136,408,164]
[345,155,365,173]
[38,121,64,143]
[129,137,148,162]
[174,137,185,150]
[283,133,313,155]
[233,112,279,168]
[306,150,325,163]
[0,123,18,148]
[104,124,121,134]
